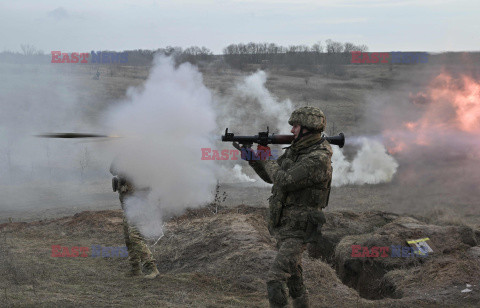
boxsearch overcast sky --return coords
[1,0,479,54]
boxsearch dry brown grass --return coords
[1,206,479,307]
[2,62,480,307]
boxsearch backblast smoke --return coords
[98,56,219,238]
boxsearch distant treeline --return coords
[222,40,368,70]
[0,44,213,66]
[2,42,480,73]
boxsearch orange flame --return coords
[405,122,417,130]
[385,72,480,154]
[427,73,480,132]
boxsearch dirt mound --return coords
[66,210,124,232]
[158,207,275,290]
[308,210,400,262]
[156,205,364,306]
[0,209,123,234]
[152,206,480,306]
[334,216,480,302]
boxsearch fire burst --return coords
[384,72,480,155]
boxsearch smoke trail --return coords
[212,70,398,187]
[99,56,218,238]
[215,70,294,135]
[234,71,294,134]
[332,139,398,187]
[213,70,293,185]
[217,164,256,183]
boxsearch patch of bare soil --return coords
[1,205,479,307]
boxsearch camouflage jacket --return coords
[249,133,333,240]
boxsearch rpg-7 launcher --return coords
[221,127,345,148]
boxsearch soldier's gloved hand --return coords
[256,145,272,161]
[232,142,255,161]
[232,142,242,151]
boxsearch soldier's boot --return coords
[126,262,143,277]
[143,262,159,279]
[292,293,309,308]
[267,280,288,308]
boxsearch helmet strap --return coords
[294,126,312,143]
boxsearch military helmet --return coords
[288,106,326,132]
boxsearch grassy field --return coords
[1,61,480,307]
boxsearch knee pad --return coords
[267,280,288,307]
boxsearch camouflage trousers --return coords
[122,215,156,270]
[266,237,308,307]
[267,238,308,308]
[120,192,156,271]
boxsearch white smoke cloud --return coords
[215,70,294,135]
[234,70,294,134]
[99,56,218,238]
[217,164,256,183]
[212,70,293,186]
[0,63,110,213]
[98,67,294,237]
[231,164,257,183]
[332,138,398,187]
[212,70,398,188]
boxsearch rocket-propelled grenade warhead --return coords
[35,133,121,139]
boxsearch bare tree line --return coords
[125,46,214,66]
[0,45,214,66]
[2,42,479,74]
[222,39,368,71]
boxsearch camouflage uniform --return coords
[110,163,159,278]
[249,107,333,308]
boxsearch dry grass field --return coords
[1,61,479,307]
